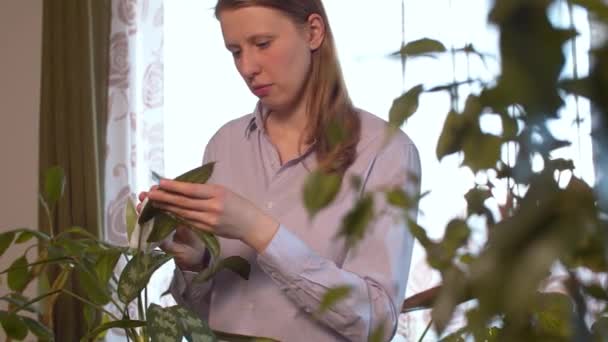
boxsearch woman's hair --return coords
[215,0,361,174]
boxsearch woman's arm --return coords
[257,138,421,341]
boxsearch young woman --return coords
[139,1,421,340]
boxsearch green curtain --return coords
[38,0,111,339]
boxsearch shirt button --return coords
[267,201,274,209]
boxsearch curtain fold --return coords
[38,0,111,339]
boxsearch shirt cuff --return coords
[257,224,317,281]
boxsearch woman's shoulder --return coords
[356,108,417,154]
[206,112,256,147]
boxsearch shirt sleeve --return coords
[257,137,421,342]
[169,135,219,319]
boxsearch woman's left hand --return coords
[148,179,279,253]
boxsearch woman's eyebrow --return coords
[225,33,275,49]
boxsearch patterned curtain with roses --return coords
[104,1,171,338]
[105,0,163,246]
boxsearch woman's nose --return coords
[238,50,261,80]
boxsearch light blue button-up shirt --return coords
[170,103,421,342]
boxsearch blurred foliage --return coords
[386,0,608,341]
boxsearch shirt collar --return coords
[244,102,270,139]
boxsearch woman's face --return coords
[219,6,318,112]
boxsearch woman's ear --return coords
[306,13,325,50]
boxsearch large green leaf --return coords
[462,133,502,172]
[43,166,65,209]
[175,162,216,183]
[77,262,111,305]
[0,311,28,340]
[117,251,173,304]
[192,229,220,259]
[139,162,216,225]
[8,256,30,292]
[194,256,250,283]
[388,84,424,129]
[317,286,352,314]
[10,228,50,244]
[0,231,15,258]
[94,248,122,286]
[81,319,146,342]
[147,304,182,342]
[302,171,342,218]
[126,198,137,242]
[147,212,179,243]
[170,306,217,342]
[337,194,375,248]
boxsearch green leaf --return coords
[318,286,352,314]
[337,194,375,247]
[15,231,35,244]
[442,219,470,253]
[194,256,250,283]
[592,316,608,342]
[95,248,122,286]
[368,321,386,342]
[584,284,608,301]
[0,232,15,258]
[147,212,180,243]
[170,306,217,342]
[534,292,573,338]
[389,84,424,129]
[462,133,502,172]
[0,312,28,340]
[393,38,447,57]
[76,263,111,305]
[386,188,412,209]
[407,218,432,248]
[465,188,492,217]
[436,110,465,160]
[220,256,250,280]
[302,171,342,218]
[147,304,182,342]
[139,162,215,224]
[192,229,220,259]
[54,226,98,241]
[8,256,30,292]
[559,77,593,99]
[22,316,54,341]
[43,166,65,208]
[81,319,146,342]
[117,251,173,304]
[126,198,137,242]
[13,228,50,243]
[175,162,216,183]
[325,118,347,149]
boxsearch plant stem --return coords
[61,289,120,322]
[418,319,433,342]
[7,289,62,315]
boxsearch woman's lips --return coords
[252,85,272,97]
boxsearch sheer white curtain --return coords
[162,0,593,340]
[104,0,172,340]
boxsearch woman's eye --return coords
[257,41,270,49]
[231,50,241,58]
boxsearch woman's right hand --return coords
[138,190,208,273]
